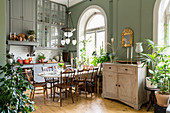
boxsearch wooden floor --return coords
[32,90,154,113]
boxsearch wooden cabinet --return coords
[102,63,147,110]
[9,0,35,34]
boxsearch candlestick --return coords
[127,47,129,59]
[127,47,129,64]
[131,47,133,59]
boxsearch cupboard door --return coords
[23,21,34,34]
[11,19,22,34]
[23,0,35,22]
[44,24,50,47]
[51,26,58,48]
[37,23,44,47]
[10,0,22,20]
[118,74,136,104]
[59,5,66,26]
[103,72,118,98]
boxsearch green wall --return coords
[0,0,6,66]
[69,0,155,60]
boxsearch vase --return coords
[135,42,143,53]
[7,59,13,64]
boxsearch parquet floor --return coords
[32,89,154,113]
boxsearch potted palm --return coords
[141,39,166,88]
[141,39,170,107]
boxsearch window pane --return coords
[96,31,105,55]
[86,33,95,63]
[86,14,105,30]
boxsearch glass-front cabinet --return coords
[36,0,67,49]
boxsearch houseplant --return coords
[0,61,35,112]
[38,53,46,63]
[77,37,92,68]
[141,39,170,107]
[154,55,170,107]
[6,53,14,64]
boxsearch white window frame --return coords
[77,5,108,59]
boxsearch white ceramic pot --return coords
[146,77,157,88]
[7,59,13,64]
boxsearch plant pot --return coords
[146,77,157,88]
[155,91,170,107]
[41,59,44,63]
[7,59,13,64]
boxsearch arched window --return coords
[165,2,170,46]
[85,13,105,61]
[77,6,107,62]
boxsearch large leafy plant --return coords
[91,43,109,67]
[141,39,170,94]
[0,62,35,112]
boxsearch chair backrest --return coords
[41,66,54,82]
[41,66,53,72]
[91,68,98,81]
[25,69,34,84]
[77,69,89,81]
[60,70,75,87]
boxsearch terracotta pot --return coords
[155,91,170,107]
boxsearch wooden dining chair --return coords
[25,69,48,104]
[53,70,75,107]
[76,69,90,99]
[86,68,98,97]
[41,66,59,98]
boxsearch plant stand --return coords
[145,86,160,111]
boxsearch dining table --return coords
[38,69,96,98]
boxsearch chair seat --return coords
[54,83,72,89]
[33,82,46,87]
[86,79,95,82]
[46,79,59,83]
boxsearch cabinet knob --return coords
[118,85,120,87]
[116,84,118,86]
[109,67,111,69]
[125,69,128,71]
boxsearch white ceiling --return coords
[50,0,83,7]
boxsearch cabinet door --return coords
[118,74,136,104]
[10,0,22,20]
[23,21,34,34]
[51,26,58,48]
[103,72,118,98]
[59,5,66,26]
[23,0,35,22]
[44,24,50,47]
[11,19,22,34]
[37,23,44,47]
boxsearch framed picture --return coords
[121,28,133,47]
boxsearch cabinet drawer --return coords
[103,65,117,72]
[118,66,136,74]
